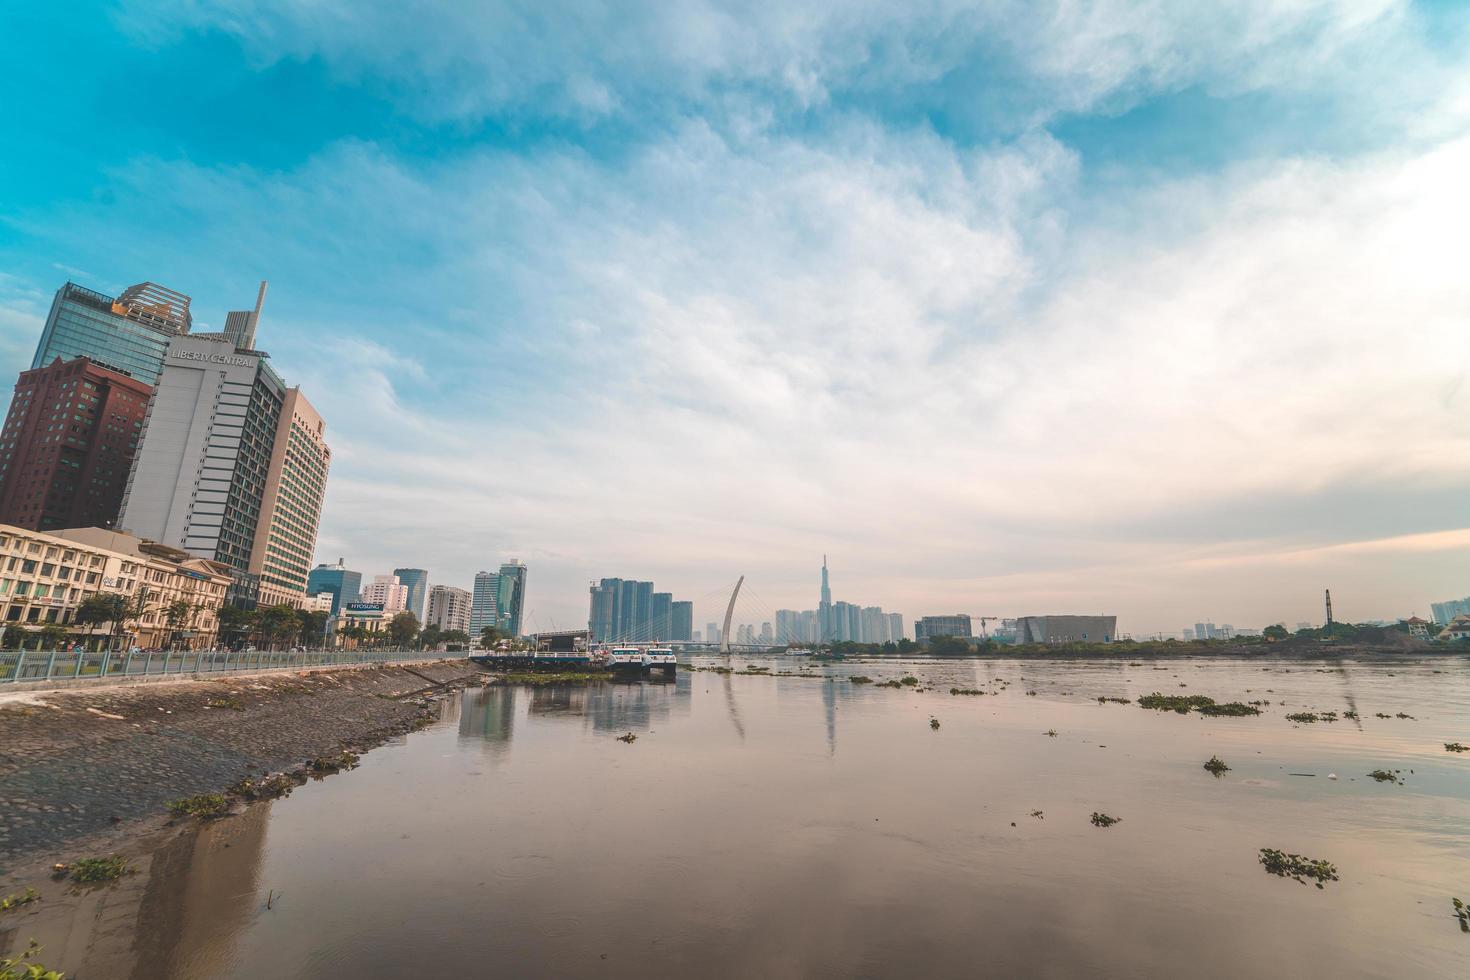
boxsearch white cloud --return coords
[116,0,1412,126]
[40,118,1464,632]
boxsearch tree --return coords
[38,622,67,650]
[164,599,193,649]
[295,609,329,649]
[440,629,470,650]
[418,624,443,650]
[74,593,118,650]
[0,624,22,651]
[389,611,419,648]
[1263,624,1289,641]
[216,604,256,649]
[258,604,300,650]
[479,625,503,649]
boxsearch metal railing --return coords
[0,648,466,685]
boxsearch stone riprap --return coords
[0,661,482,868]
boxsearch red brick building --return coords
[0,357,152,531]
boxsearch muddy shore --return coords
[0,660,484,875]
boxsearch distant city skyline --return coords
[2,5,1466,636]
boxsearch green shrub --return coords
[167,794,229,819]
[69,856,131,884]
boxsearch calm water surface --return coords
[25,656,1470,977]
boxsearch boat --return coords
[605,646,677,678]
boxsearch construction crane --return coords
[976,616,999,639]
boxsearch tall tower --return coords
[819,555,833,643]
[1325,589,1333,626]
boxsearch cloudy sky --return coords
[3,1,1468,636]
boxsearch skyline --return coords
[3,3,1469,634]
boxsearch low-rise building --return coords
[1015,615,1117,644]
[335,600,389,648]
[2,523,230,648]
[915,614,973,643]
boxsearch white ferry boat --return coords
[606,646,678,677]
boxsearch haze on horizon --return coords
[2,1,1467,637]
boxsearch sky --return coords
[2,1,1469,637]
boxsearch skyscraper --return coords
[470,570,499,635]
[496,560,527,637]
[252,388,330,607]
[307,559,361,615]
[33,281,191,386]
[589,578,622,642]
[394,568,429,622]
[0,357,151,531]
[118,331,286,605]
[671,600,693,642]
[427,585,472,633]
[650,591,673,641]
[819,555,833,642]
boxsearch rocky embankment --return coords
[0,661,483,870]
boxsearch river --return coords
[8,654,1469,978]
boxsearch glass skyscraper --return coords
[495,560,527,637]
[32,282,191,386]
[306,560,362,615]
[394,567,429,622]
[470,570,499,636]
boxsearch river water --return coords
[11,655,1470,978]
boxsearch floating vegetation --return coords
[229,772,303,802]
[1367,769,1402,784]
[1203,755,1231,776]
[1138,693,1218,714]
[307,750,360,776]
[708,666,733,675]
[1198,702,1262,717]
[1454,897,1468,932]
[1028,810,1044,819]
[1375,713,1392,719]
[1096,696,1131,704]
[1396,713,1416,720]
[0,888,39,913]
[1286,712,1321,723]
[499,671,614,685]
[1259,848,1338,888]
[875,680,904,689]
[1044,729,1058,737]
[929,717,941,730]
[949,687,983,696]
[206,695,245,710]
[69,855,132,884]
[0,940,61,980]
[1446,743,1468,753]
[900,676,919,687]
[1342,710,1358,720]
[1090,812,1121,828]
[167,793,230,819]
[617,732,637,743]
[849,676,874,685]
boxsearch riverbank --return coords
[0,660,485,876]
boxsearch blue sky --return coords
[3,1,1469,635]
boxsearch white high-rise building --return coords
[427,584,472,633]
[359,574,409,614]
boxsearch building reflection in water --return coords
[458,685,516,761]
